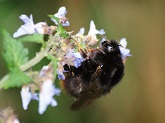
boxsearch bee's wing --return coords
[70,66,102,111]
[70,92,97,111]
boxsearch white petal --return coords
[88,20,97,35]
[20,86,32,110]
[51,99,58,107]
[120,38,127,48]
[39,65,49,76]
[98,29,105,35]
[13,25,35,38]
[76,27,85,36]
[31,93,39,100]
[13,14,35,38]
[19,14,33,24]
[38,79,61,114]
[34,22,46,34]
[53,87,61,96]
[54,6,67,18]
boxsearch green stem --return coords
[0,49,48,89]
[20,50,47,71]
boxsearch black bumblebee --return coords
[61,40,125,111]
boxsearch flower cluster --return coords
[12,6,131,114]
[20,65,61,114]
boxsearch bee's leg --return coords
[90,65,102,82]
[78,48,88,59]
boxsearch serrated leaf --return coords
[47,54,58,80]
[18,33,44,44]
[2,30,29,71]
[2,66,32,89]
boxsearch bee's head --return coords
[101,40,121,53]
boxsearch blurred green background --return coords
[0,0,165,123]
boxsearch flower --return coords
[72,52,84,68]
[51,6,70,26]
[13,14,46,38]
[57,70,65,80]
[76,27,85,37]
[20,86,38,110]
[57,62,66,80]
[119,38,132,59]
[87,20,105,45]
[65,49,84,68]
[38,79,61,114]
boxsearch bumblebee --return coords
[61,40,125,111]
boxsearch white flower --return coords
[20,86,38,110]
[76,27,85,37]
[51,6,70,26]
[13,14,46,38]
[119,38,132,59]
[87,20,105,45]
[38,79,61,114]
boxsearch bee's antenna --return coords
[118,43,123,47]
[99,34,111,42]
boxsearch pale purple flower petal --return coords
[66,50,84,68]
[57,70,65,80]
[38,79,61,114]
[88,20,105,35]
[54,6,67,18]
[76,27,85,36]
[72,52,84,68]
[13,14,46,38]
[61,21,70,26]
[87,20,105,45]
[51,6,70,26]
[20,86,38,110]
[119,38,132,59]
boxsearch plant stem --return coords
[0,50,47,89]
[20,50,47,71]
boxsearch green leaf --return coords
[47,54,58,81]
[2,30,29,71]
[2,66,32,89]
[48,15,60,23]
[48,15,69,38]
[18,33,44,44]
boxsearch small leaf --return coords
[48,15,60,23]
[48,15,69,38]
[2,30,29,71]
[2,66,32,89]
[18,33,44,44]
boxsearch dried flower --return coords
[0,107,20,123]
